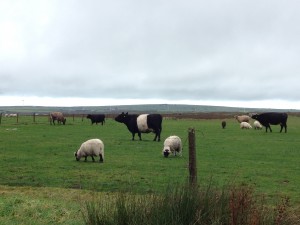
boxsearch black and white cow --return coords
[251,112,288,133]
[115,112,162,141]
[86,114,105,125]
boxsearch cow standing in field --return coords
[115,112,162,141]
[50,112,66,125]
[86,114,105,125]
[251,112,288,133]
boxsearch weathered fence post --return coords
[0,113,2,125]
[16,113,19,123]
[188,128,197,186]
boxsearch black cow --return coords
[115,112,162,141]
[86,114,105,125]
[251,112,288,133]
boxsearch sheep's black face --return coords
[63,118,66,125]
[163,149,170,158]
[74,152,80,161]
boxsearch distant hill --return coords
[0,104,299,115]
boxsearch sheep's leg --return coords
[84,156,88,161]
[99,154,103,163]
[91,156,95,162]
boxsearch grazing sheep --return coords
[162,136,182,157]
[240,122,252,129]
[221,120,226,129]
[74,139,104,163]
[253,120,263,130]
[5,113,17,117]
[234,115,251,123]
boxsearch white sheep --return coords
[234,115,251,123]
[74,139,104,163]
[240,122,252,129]
[162,136,182,157]
[253,120,263,130]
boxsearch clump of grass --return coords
[82,184,299,225]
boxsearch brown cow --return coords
[50,112,66,125]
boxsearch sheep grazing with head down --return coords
[74,139,104,163]
[253,120,263,130]
[240,122,252,129]
[162,136,182,157]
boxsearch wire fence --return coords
[0,111,246,125]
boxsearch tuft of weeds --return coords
[82,184,300,225]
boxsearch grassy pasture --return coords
[0,115,300,223]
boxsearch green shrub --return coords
[82,184,299,225]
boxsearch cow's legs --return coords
[157,129,161,141]
[266,124,272,132]
[280,124,287,133]
[138,132,142,141]
[153,130,161,142]
[285,124,287,133]
[153,133,157,141]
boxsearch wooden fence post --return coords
[188,128,197,186]
[0,113,2,125]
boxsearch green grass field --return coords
[0,115,299,224]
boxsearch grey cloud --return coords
[1,0,300,107]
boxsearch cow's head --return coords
[251,113,259,120]
[115,112,129,123]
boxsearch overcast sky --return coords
[1,0,300,109]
